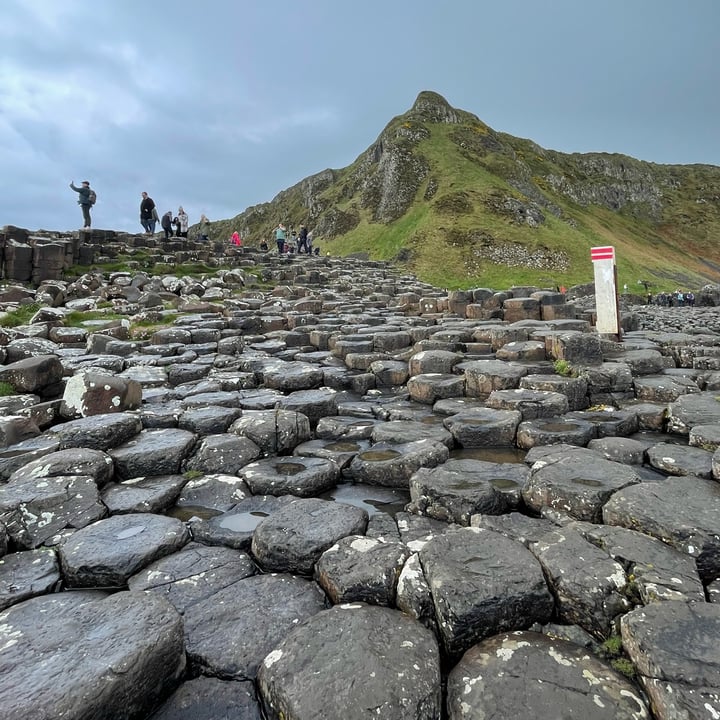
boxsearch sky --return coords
[1,0,717,233]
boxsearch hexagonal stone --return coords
[420,526,553,657]
[257,604,440,720]
[348,440,449,488]
[523,449,641,522]
[59,513,190,587]
[252,498,368,575]
[447,631,649,720]
[239,456,340,497]
[315,535,410,605]
[443,408,522,447]
[0,591,185,720]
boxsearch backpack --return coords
[88,189,97,205]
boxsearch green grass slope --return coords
[204,92,720,292]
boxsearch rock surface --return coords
[0,242,719,717]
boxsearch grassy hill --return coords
[201,91,720,292]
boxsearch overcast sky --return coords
[1,0,717,233]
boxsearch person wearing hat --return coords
[69,180,93,228]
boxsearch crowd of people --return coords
[650,289,696,306]
[272,222,318,255]
[68,184,320,254]
[140,192,189,238]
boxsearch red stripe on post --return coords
[591,246,615,261]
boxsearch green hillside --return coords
[202,91,720,292]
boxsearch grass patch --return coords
[0,303,42,328]
[0,381,17,396]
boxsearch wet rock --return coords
[315,535,410,605]
[633,374,700,402]
[184,573,327,680]
[406,373,465,404]
[151,677,262,720]
[447,631,649,720]
[257,604,441,720]
[189,495,291,550]
[276,386,338,424]
[0,470,106,549]
[174,474,250,515]
[646,441,713,478]
[109,428,196,480]
[443,407,522,447]
[371,418,454,449]
[0,354,63,394]
[621,602,720,720]
[420,526,553,656]
[128,542,256,612]
[523,449,641,522]
[603,475,720,581]
[239,455,340,497]
[230,409,312,454]
[9,446,114,487]
[0,547,59,611]
[516,416,596,449]
[667,391,720,434]
[0,590,185,720]
[252,497,368,574]
[586,436,650,464]
[348,439,449,487]
[183,434,261,475]
[44,411,143,450]
[177,404,242,434]
[470,511,556,547]
[101,474,188,514]
[60,513,190,587]
[574,522,705,603]
[530,526,631,638]
[408,459,524,524]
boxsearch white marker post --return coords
[591,245,621,340]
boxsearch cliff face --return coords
[207,91,720,288]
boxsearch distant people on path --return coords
[198,214,210,241]
[140,192,156,234]
[306,229,313,255]
[161,211,173,239]
[297,224,309,253]
[274,223,287,254]
[176,207,188,237]
[69,180,94,228]
[231,231,242,246]
[260,239,268,252]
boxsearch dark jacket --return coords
[140,197,155,220]
[161,212,172,229]
[70,183,92,206]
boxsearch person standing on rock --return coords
[161,211,173,239]
[297,224,309,254]
[176,206,188,238]
[69,180,94,228]
[140,192,156,235]
[274,223,287,255]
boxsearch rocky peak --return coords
[408,90,462,124]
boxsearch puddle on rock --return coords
[325,441,361,453]
[450,447,527,464]
[115,525,146,540]
[218,511,269,532]
[490,477,521,490]
[320,482,409,517]
[571,478,603,487]
[359,449,401,462]
[167,505,224,522]
[274,462,306,476]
